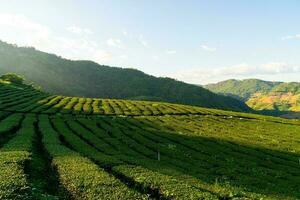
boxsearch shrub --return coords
[0,73,24,84]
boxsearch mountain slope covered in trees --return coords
[205,79,300,114]
[0,41,251,112]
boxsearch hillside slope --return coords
[0,41,250,112]
[206,79,300,113]
[0,80,299,199]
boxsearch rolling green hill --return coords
[0,78,299,199]
[0,41,251,112]
[205,79,280,101]
[205,79,300,114]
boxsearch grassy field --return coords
[0,81,299,199]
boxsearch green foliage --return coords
[38,115,147,199]
[0,76,300,199]
[206,79,300,114]
[205,79,279,100]
[0,115,35,199]
[272,82,300,93]
[0,73,24,84]
[0,82,229,116]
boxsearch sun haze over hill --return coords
[0,41,251,112]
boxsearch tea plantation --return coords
[0,81,299,199]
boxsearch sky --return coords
[0,0,300,84]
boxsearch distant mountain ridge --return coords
[0,40,251,112]
[205,79,300,113]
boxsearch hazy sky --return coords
[0,0,300,84]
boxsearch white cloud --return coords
[171,62,300,84]
[120,55,128,59]
[122,30,128,36]
[260,62,300,74]
[152,55,160,61]
[138,35,148,47]
[91,50,113,63]
[200,44,216,52]
[106,38,123,48]
[282,36,294,40]
[166,50,177,55]
[67,25,93,35]
[281,34,300,40]
[0,13,114,64]
[0,13,50,46]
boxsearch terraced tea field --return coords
[0,82,300,199]
[0,83,234,116]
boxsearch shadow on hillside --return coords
[257,110,300,119]
[102,116,300,199]
[1,111,299,199]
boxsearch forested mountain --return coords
[0,41,251,112]
[205,79,300,113]
[205,79,280,101]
